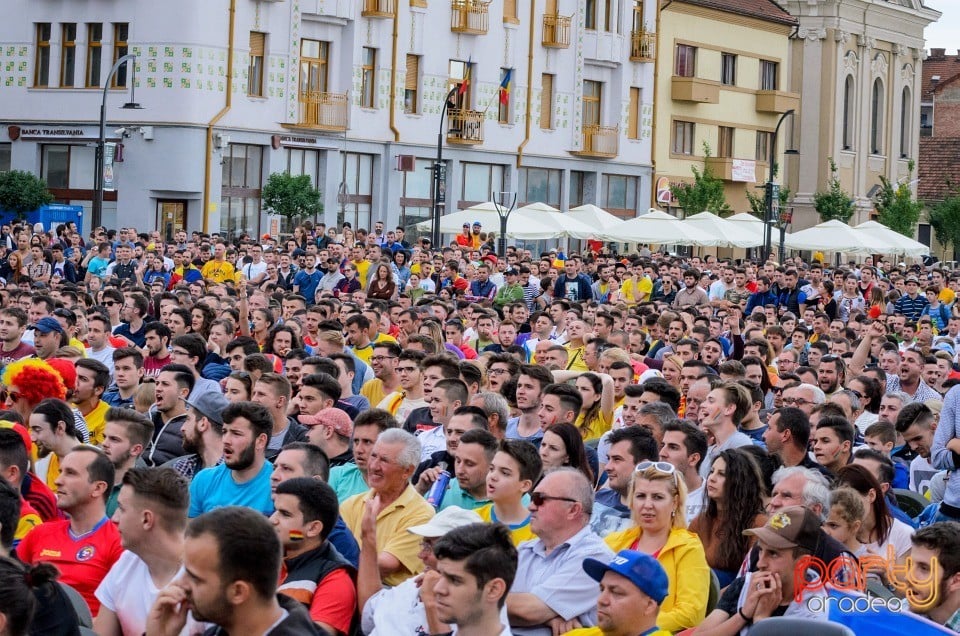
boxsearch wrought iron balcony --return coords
[630,30,656,62]
[447,109,484,144]
[361,0,396,17]
[542,14,571,48]
[572,124,619,158]
[296,91,348,131]
[451,0,490,35]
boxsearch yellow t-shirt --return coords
[941,288,956,306]
[565,345,589,371]
[360,378,388,409]
[200,259,237,284]
[353,259,372,289]
[621,275,653,305]
[576,409,613,442]
[476,503,537,546]
[351,342,374,365]
[82,400,111,446]
[340,485,435,587]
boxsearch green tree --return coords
[813,158,855,223]
[261,172,322,229]
[928,191,960,260]
[670,142,731,216]
[746,163,790,219]
[0,170,54,220]
[874,160,923,237]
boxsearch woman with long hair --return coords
[661,354,684,391]
[251,307,275,349]
[367,263,397,301]
[834,463,913,560]
[342,226,355,247]
[191,303,216,341]
[539,422,594,486]
[820,279,838,320]
[604,462,710,632]
[223,371,253,402]
[0,250,24,285]
[419,320,464,360]
[550,371,614,441]
[689,448,768,587]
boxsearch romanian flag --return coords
[499,68,513,105]
[459,58,472,95]
[289,530,305,541]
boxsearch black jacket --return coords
[202,593,323,635]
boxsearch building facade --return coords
[654,0,798,217]
[783,0,939,231]
[0,0,658,240]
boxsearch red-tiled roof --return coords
[922,49,960,101]
[680,0,797,26]
[918,137,960,202]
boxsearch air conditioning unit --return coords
[396,154,416,172]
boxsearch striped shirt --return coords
[893,293,929,321]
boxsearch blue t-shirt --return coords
[188,461,274,518]
[87,256,110,278]
[293,268,322,303]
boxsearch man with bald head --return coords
[507,468,613,635]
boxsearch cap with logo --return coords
[582,549,669,604]
[743,506,821,553]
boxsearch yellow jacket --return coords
[603,526,710,633]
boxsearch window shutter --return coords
[405,54,419,91]
[249,32,265,57]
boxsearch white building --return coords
[0,0,657,240]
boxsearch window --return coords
[404,54,420,114]
[34,23,51,87]
[248,32,265,97]
[112,23,129,88]
[41,145,70,188]
[60,24,77,87]
[675,45,696,77]
[632,0,644,30]
[86,24,102,87]
[871,78,884,154]
[718,126,734,158]
[673,120,694,155]
[0,144,11,173]
[300,40,329,96]
[627,87,640,139]
[570,171,589,208]
[220,144,265,240]
[498,68,512,124]
[583,80,601,127]
[721,53,736,86]
[760,60,778,91]
[585,0,597,30]
[449,59,471,107]
[340,153,374,230]
[461,163,504,204]
[900,88,911,158]
[603,0,613,32]
[286,148,322,188]
[540,73,554,129]
[400,158,433,237]
[756,131,772,162]
[519,168,561,207]
[842,76,855,150]
[504,0,517,22]
[604,175,638,214]
[361,47,376,108]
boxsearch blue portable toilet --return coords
[29,204,83,235]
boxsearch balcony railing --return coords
[451,0,490,35]
[572,124,619,158]
[447,109,484,144]
[297,91,349,131]
[542,14,571,48]
[630,30,656,62]
[361,0,396,17]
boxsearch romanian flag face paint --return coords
[289,530,305,541]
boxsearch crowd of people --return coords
[0,218,959,635]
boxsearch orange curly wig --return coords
[1,359,67,405]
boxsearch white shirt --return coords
[862,518,914,560]
[95,550,197,636]
[418,425,447,461]
[241,260,268,281]
[686,484,707,524]
[87,345,116,382]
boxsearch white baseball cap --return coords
[407,506,483,538]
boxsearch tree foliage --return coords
[746,163,790,219]
[0,170,54,220]
[874,160,923,237]
[261,172,322,223]
[928,191,960,260]
[670,142,731,216]
[813,158,855,223]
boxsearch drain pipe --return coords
[203,0,236,233]
[516,0,536,167]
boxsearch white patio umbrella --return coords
[852,221,929,257]
[615,209,721,246]
[567,204,625,236]
[414,201,595,239]
[511,202,597,240]
[784,219,899,254]
[682,212,764,248]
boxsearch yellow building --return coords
[653,0,798,215]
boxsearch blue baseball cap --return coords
[583,550,669,604]
[33,317,64,335]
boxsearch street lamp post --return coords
[492,191,517,257]
[93,54,141,230]
[430,86,460,249]
[763,108,798,263]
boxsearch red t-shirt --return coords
[22,472,60,522]
[0,341,35,363]
[143,355,171,379]
[17,518,123,616]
